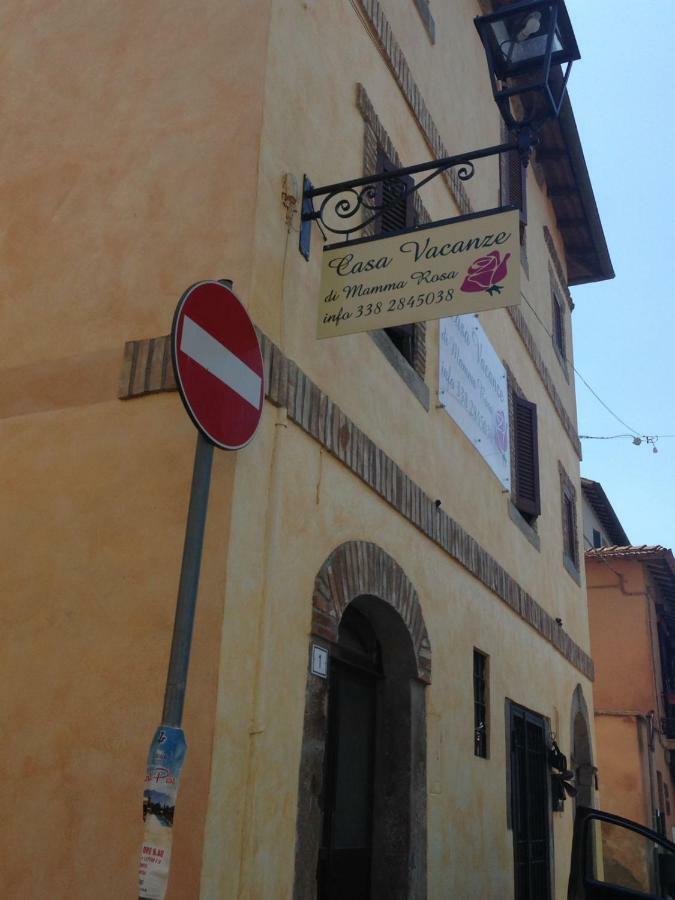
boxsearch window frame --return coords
[563,492,577,564]
[374,148,419,371]
[551,287,567,366]
[559,462,580,578]
[357,92,429,406]
[512,393,541,523]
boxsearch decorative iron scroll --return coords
[300,136,534,255]
[313,159,476,238]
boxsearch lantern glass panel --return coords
[486,4,564,76]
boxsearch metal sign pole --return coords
[139,276,265,900]
[162,431,214,728]
[138,431,213,900]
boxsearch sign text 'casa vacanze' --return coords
[317,208,520,339]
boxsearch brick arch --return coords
[311,540,431,683]
[570,683,595,809]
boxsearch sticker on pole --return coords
[171,281,264,450]
[138,726,187,900]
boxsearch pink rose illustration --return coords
[460,250,511,296]
[495,410,508,454]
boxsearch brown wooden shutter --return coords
[376,149,417,365]
[513,394,540,518]
[375,149,416,234]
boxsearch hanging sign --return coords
[439,315,510,489]
[138,727,187,900]
[317,208,520,339]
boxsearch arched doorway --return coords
[293,542,430,900]
[570,685,594,809]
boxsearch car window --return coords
[587,816,675,898]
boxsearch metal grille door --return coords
[511,704,551,900]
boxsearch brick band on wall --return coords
[119,332,593,680]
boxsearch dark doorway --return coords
[510,703,552,900]
[293,543,430,900]
[318,606,381,899]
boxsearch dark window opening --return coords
[512,393,541,524]
[376,149,417,368]
[552,291,566,360]
[563,491,578,568]
[592,528,602,549]
[474,650,489,758]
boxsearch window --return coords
[559,463,580,574]
[592,528,602,549]
[512,393,541,523]
[474,650,489,758]
[563,494,577,564]
[376,149,417,368]
[558,461,580,583]
[552,289,566,362]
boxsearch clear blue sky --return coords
[564,0,675,548]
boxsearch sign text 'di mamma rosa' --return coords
[317,209,520,339]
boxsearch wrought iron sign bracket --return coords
[299,131,538,260]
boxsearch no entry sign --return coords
[171,281,264,450]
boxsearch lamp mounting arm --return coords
[299,132,539,260]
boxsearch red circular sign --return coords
[171,281,264,450]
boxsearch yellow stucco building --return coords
[2,1,613,898]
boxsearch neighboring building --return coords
[581,477,630,551]
[2,2,612,898]
[586,543,675,835]
[583,481,675,879]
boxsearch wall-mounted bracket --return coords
[299,134,538,255]
[299,175,315,261]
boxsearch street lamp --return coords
[299,0,581,256]
[474,0,580,134]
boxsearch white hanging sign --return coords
[439,315,511,490]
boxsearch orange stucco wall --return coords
[587,557,675,837]
[588,560,653,713]
[1,1,268,896]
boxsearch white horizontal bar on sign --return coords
[180,316,261,409]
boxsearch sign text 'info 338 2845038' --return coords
[317,208,520,339]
